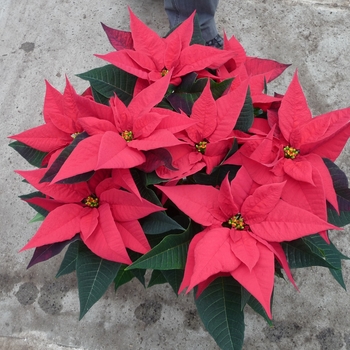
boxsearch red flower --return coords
[9,78,113,156]
[156,168,338,317]
[18,168,163,264]
[96,8,232,85]
[50,74,193,183]
[225,71,350,239]
[156,79,248,180]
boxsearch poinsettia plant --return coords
[9,7,350,350]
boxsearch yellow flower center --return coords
[71,132,81,139]
[161,68,169,77]
[121,130,133,142]
[283,145,299,159]
[83,194,99,208]
[196,141,207,154]
[228,213,245,230]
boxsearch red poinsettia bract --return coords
[225,71,350,240]
[50,73,194,183]
[96,8,232,86]
[9,78,113,159]
[156,79,249,180]
[156,167,339,317]
[18,168,163,264]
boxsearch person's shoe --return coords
[205,34,223,49]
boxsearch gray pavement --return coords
[1,0,350,349]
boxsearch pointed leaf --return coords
[27,235,80,269]
[126,222,196,270]
[148,270,167,288]
[234,87,254,132]
[246,290,274,326]
[324,158,350,227]
[19,191,48,217]
[161,269,184,295]
[140,211,185,235]
[76,242,121,319]
[303,234,349,289]
[77,65,137,106]
[9,141,47,167]
[56,239,81,277]
[281,239,334,269]
[114,264,144,291]
[29,212,45,223]
[195,277,245,350]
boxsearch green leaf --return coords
[76,242,121,319]
[281,239,334,269]
[19,191,48,217]
[140,211,185,235]
[195,277,245,350]
[161,269,184,295]
[29,212,45,223]
[234,87,254,132]
[145,171,168,186]
[114,264,141,291]
[56,240,80,278]
[9,141,47,167]
[167,78,232,115]
[190,14,206,45]
[303,235,349,268]
[303,234,349,289]
[91,86,109,105]
[130,168,162,205]
[77,65,137,106]
[148,270,168,288]
[126,222,196,271]
[192,164,240,187]
[324,158,350,227]
[246,290,273,326]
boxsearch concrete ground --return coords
[1,0,350,349]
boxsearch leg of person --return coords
[164,0,222,48]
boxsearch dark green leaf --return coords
[126,222,196,270]
[192,164,240,187]
[303,234,349,289]
[329,268,347,290]
[140,211,185,235]
[9,141,47,167]
[77,65,137,106]
[56,239,81,277]
[246,290,273,326]
[19,191,48,217]
[195,277,245,350]
[324,158,350,227]
[167,78,232,115]
[161,269,184,295]
[114,265,133,291]
[303,234,349,268]
[234,87,254,132]
[282,239,334,269]
[130,168,162,205]
[190,14,206,45]
[145,171,168,186]
[91,86,109,105]
[76,242,121,319]
[148,270,168,288]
